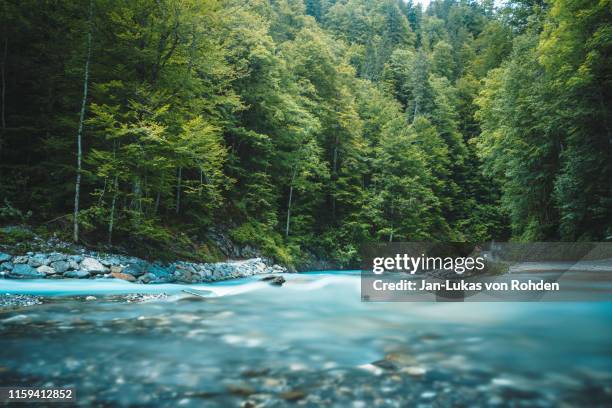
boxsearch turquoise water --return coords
[1,272,611,407]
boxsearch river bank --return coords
[0,249,287,284]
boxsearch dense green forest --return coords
[0,0,610,266]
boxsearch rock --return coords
[401,366,427,377]
[8,264,45,279]
[0,252,12,262]
[12,256,28,264]
[50,260,70,274]
[47,253,68,263]
[0,262,13,271]
[36,265,57,275]
[280,390,306,402]
[110,265,124,274]
[147,264,171,278]
[138,272,156,284]
[104,256,122,266]
[270,276,285,286]
[372,359,397,371]
[272,264,287,273]
[123,263,147,277]
[111,271,136,282]
[28,254,49,267]
[80,257,107,274]
[0,294,42,309]
[70,255,83,263]
[85,296,96,301]
[68,260,79,270]
[260,275,276,281]
[63,270,90,279]
[173,271,193,283]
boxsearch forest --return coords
[0,0,610,266]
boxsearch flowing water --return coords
[1,271,611,407]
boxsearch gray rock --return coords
[104,256,122,266]
[123,263,147,277]
[80,257,107,274]
[8,264,45,279]
[63,270,90,279]
[271,276,285,286]
[47,253,68,263]
[51,260,70,274]
[0,262,13,271]
[110,265,123,274]
[70,255,83,263]
[36,265,57,275]
[138,272,157,284]
[68,260,79,270]
[0,252,11,262]
[28,254,49,267]
[13,256,28,264]
[147,264,171,278]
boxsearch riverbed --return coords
[1,271,611,407]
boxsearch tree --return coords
[73,0,94,243]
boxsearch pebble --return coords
[0,294,42,309]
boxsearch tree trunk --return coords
[108,175,118,245]
[332,134,339,219]
[154,190,161,214]
[285,167,297,238]
[175,166,182,214]
[73,0,94,243]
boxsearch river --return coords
[1,271,611,407]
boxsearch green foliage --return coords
[1,0,607,268]
[230,222,298,266]
[0,200,32,224]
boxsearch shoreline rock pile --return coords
[0,250,287,284]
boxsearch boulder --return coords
[138,272,156,284]
[0,262,13,271]
[50,260,70,274]
[8,264,45,279]
[123,262,147,277]
[36,265,57,275]
[80,257,107,274]
[63,270,90,279]
[12,256,28,264]
[146,264,171,279]
[0,252,12,262]
[270,276,286,286]
[111,271,136,282]
[28,254,50,267]
[110,265,124,274]
[47,253,68,263]
[68,260,79,270]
